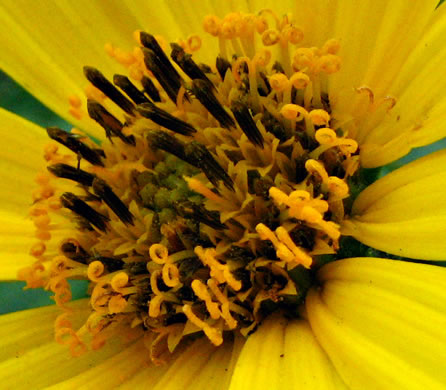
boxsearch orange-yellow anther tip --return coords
[269,73,289,92]
[309,109,331,126]
[280,104,307,121]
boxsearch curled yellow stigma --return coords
[21,8,360,361]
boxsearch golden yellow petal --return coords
[228,315,346,390]
[0,108,47,215]
[151,336,237,390]
[328,0,438,136]
[344,149,446,260]
[357,3,446,167]
[45,341,155,390]
[0,211,35,280]
[307,257,446,390]
[0,299,138,389]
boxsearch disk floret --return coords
[22,10,359,361]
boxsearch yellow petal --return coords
[0,211,36,280]
[151,336,237,390]
[0,299,139,389]
[344,149,446,260]
[229,315,346,390]
[307,257,446,390]
[0,108,47,215]
[45,341,157,390]
[328,0,438,134]
[0,0,257,138]
[0,109,50,279]
[359,3,446,167]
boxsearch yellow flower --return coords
[1,0,446,389]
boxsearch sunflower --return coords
[1,0,446,389]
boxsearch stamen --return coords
[190,79,236,129]
[113,74,151,105]
[231,100,264,147]
[146,130,187,161]
[139,32,183,84]
[46,127,104,167]
[60,239,89,263]
[182,304,223,346]
[176,202,226,230]
[47,163,95,186]
[141,76,161,102]
[87,100,135,145]
[92,178,134,225]
[170,43,213,86]
[60,192,110,232]
[184,141,234,190]
[83,67,136,115]
[142,48,183,104]
[137,102,196,136]
[216,56,232,80]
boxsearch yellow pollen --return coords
[290,71,310,89]
[22,9,360,359]
[269,73,289,92]
[309,109,330,126]
[191,279,221,319]
[262,29,281,46]
[280,103,307,121]
[182,304,223,346]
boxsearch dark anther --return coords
[164,312,188,326]
[141,76,161,102]
[216,56,232,80]
[60,192,110,232]
[47,163,95,186]
[231,100,264,147]
[95,256,125,272]
[83,67,136,115]
[294,156,308,183]
[137,102,196,136]
[272,61,285,74]
[60,240,89,263]
[92,178,134,225]
[146,131,232,189]
[113,74,150,105]
[170,43,213,86]
[142,47,183,104]
[140,32,182,81]
[46,127,104,167]
[190,79,235,129]
[146,130,187,161]
[87,100,135,145]
[185,141,234,190]
[260,110,288,142]
[289,223,316,251]
[176,201,226,230]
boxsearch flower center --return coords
[22,10,359,361]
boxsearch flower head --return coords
[1,1,446,389]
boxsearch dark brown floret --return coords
[47,163,96,186]
[46,127,105,167]
[60,192,110,232]
[92,178,134,225]
[231,100,264,147]
[137,102,196,136]
[113,74,151,105]
[142,48,184,104]
[170,43,213,86]
[83,66,136,115]
[190,79,236,129]
[216,56,232,80]
[141,76,161,102]
[87,100,135,145]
